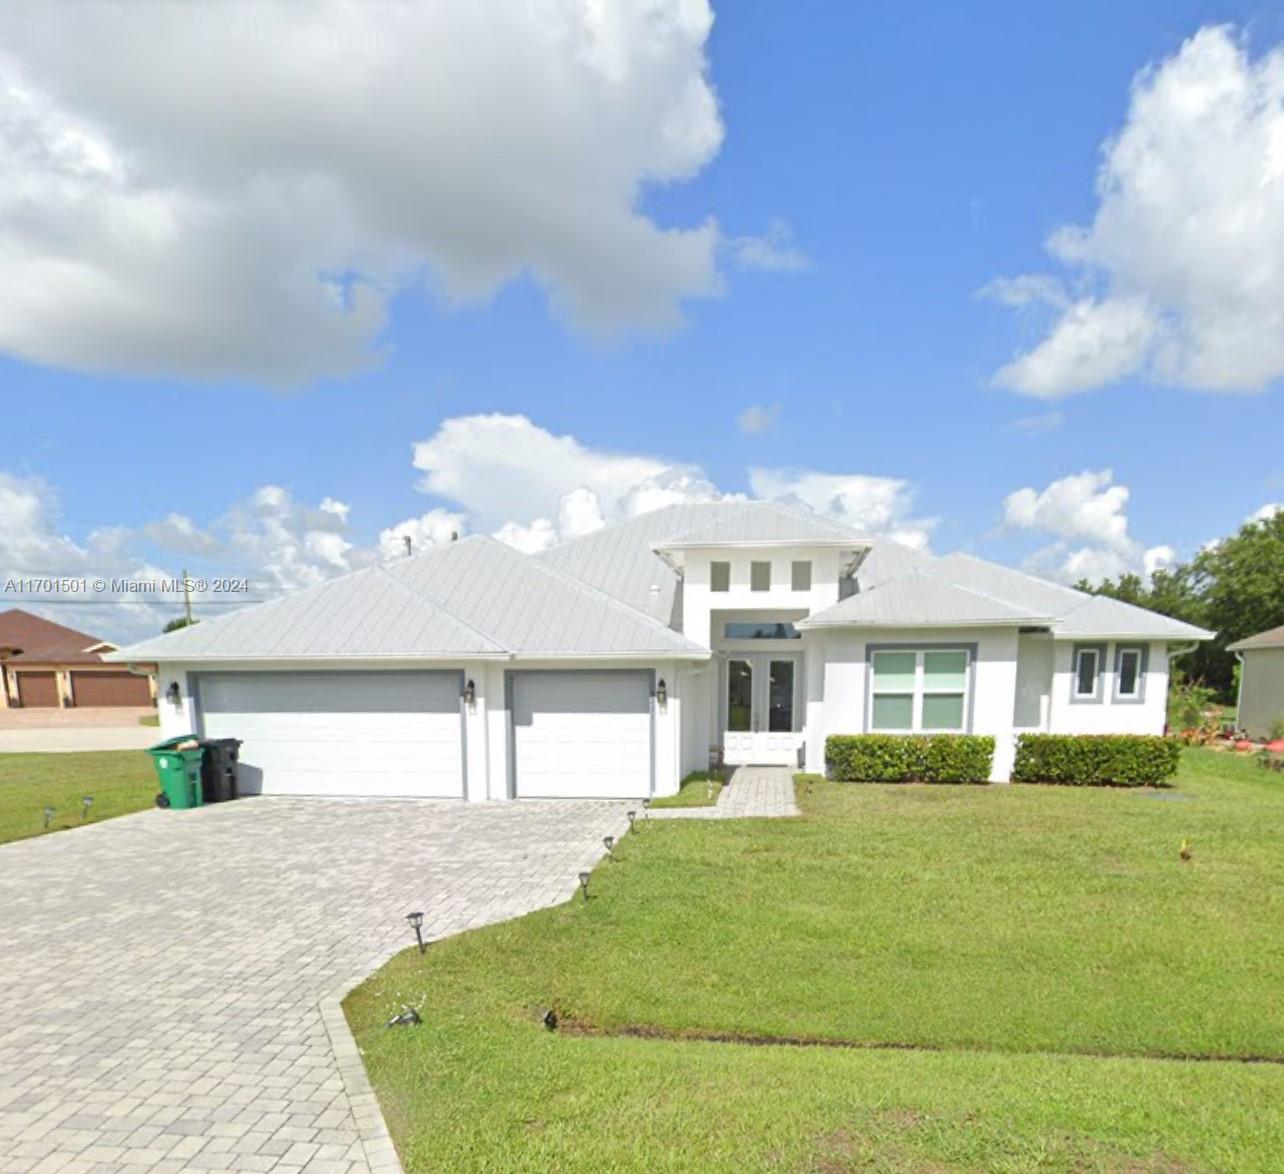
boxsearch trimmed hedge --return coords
[826,734,995,784]
[1011,734,1181,787]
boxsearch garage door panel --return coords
[70,671,153,707]
[513,671,651,799]
[197,671,464,798]
[17,672,58,708]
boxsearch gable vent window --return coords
[791,560,812,592]
[710,561,730,592]
[750,561,772,591]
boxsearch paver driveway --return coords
[0,797,627,1173]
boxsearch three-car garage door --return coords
[511,671,652,799]
[197,671,464,797]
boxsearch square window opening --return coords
[710,561,730,592]
[791,560,812,592]
[750,561,772,591]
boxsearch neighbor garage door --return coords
[16,671,58,708]
[511,671,652,799]
[70,670,153,707]
[197,671,464,797]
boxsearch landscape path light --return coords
[405,910,426,954]
[578,871,591,901]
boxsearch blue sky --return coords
[2,2,1282,640]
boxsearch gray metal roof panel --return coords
[108,562,506,661]
[653,501,868,548]
[935,553,1212,640]
[802,571,1048,628]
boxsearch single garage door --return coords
[70,670,153,707]
[197,671,465,797]
[17,671,59,708]
[512,671,652,799]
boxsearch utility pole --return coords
[182,568,194,626]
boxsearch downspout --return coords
[1164,641,1201,737]
[1232,651,1244,734]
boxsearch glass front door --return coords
[723,654,800,765]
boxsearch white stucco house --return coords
[110,501,1212,800]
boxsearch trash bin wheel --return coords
[155,792,171,809]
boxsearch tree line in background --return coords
[1077,509,1284,700]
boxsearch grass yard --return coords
[345,749,1284,1172]
[649,768,726,808]
[0,751,156,845]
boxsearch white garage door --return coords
[512,671,652,799]
[197,672,464,798]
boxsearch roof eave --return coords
[652,537,871,552]
[799,617,1050,631]
[1051,628,1215,642]
[103,650,514,664]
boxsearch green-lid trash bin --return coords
[147,736,205,809]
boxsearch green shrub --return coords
[825,734,995,784]
[1011,734,1180,787]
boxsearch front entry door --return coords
[723,654,800,766]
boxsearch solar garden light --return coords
[626,810,636,829]
[603,835,614,857]
[81,796,94,821]
[578,871,591,901]
[405,910,426,955]
[642,798,651,819]
[43,806,55,830]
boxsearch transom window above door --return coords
[870,647,970,732]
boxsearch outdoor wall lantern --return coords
[462,679,476,708]
[405,910,426,954]
[166,681,181,707]
[577,871,591,901]
[655,678,667,709]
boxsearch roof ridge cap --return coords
[522,546,705,651]
[376,562,507,653]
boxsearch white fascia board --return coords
[798,618,1050,631]
[508,649,711,661]
[126,652,514,666]
[1051,628,1214,642]
[651,538,871,552]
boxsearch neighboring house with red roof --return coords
[0,609,155,709]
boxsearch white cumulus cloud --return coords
[729,219,812,272]
[0,1,726,385]
[748,468,936,549]
[989,26,1284,397]
[1004,469,1176,583]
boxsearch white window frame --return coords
[868,646,973,733]
[1071,643,1105,704]
[1112,644,1147,704]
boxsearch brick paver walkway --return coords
[651,766,799,820]
[0,798,626,1173]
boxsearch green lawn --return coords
[344,749,1284,1172]
[0,751,156,845]
[649,769,726,808]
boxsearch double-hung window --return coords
[1114,645,1145,701]
[1073,645,1103,701]
[870,648,970,732]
